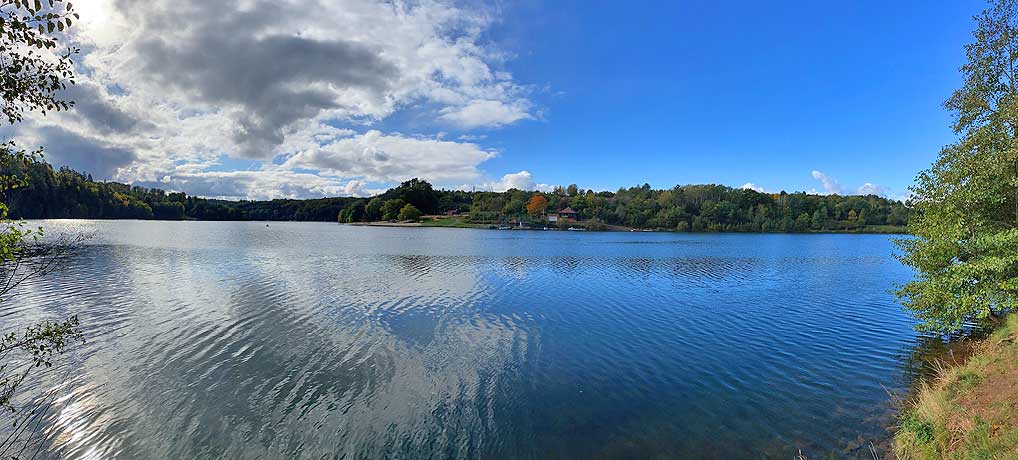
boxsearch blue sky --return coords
[33,0,985,200]
[477,0,982,197]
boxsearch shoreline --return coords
[351,219,908,234]
[893,315,1018,459]
[25,218,909,235]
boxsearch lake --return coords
[2,220,930,459]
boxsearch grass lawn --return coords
[419,216,487,228]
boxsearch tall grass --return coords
[893,315,1018,460]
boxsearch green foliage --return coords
[380,198,405,221]
[364,197,383,221]
[461,183,907,232]
[894,314,1018,460]
[0,0,80,124]
[0,317,83,413]
[397,203,421,221]
[2,158,368,221]
[379,178,438,214]
[0,144,44,262]
[955,414,1018,460]
[0,2,85,455]
[585,217,607,231]
[4,160,912,234]
[948,371,983,396]
[337,200,365,223]
[895,0,1018,333]
[151,201,184,220]
[902,413,936,445]
[419,217,481,228]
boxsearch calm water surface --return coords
[2,220,928,459]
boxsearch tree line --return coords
[2,160,363,221]
[3,158,910,232]
[462,183,909,232]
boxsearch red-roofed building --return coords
[548,207,578,222]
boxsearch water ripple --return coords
[0,221,925,459]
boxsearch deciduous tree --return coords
[526,194,547,217]
[397,203,421,222]
[0,0,84,455]
[896,0,1018,332]
[380,199,405,221]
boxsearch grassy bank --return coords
[894,314,1018,460]
[419,217,488,228]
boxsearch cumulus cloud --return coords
[856,183,889,196]
[740,182,767,193]
[807,172,899,199]
[439,100,532,128]
[467,170,553,192]
[810,170,844,195]
[341,179,385,198]
[20,0,539,198]
[138,32,399,158]
[144,168,368,201]
[282,130,496,183]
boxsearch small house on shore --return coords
[547,207,578,223]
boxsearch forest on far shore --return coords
[2,158,910,232]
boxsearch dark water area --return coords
[0,220,941,459]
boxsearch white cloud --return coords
[282,130,496,183]
[439,99,532,128]
[857,182,913,202]
[467,170,553,192]
[152,169,357,200]
[806,172,904,200]
[740,182,767,193]
[856,183,888,196]
[20,0,537,198]
[810,170,844,195]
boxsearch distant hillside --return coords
[1,158,911,232]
